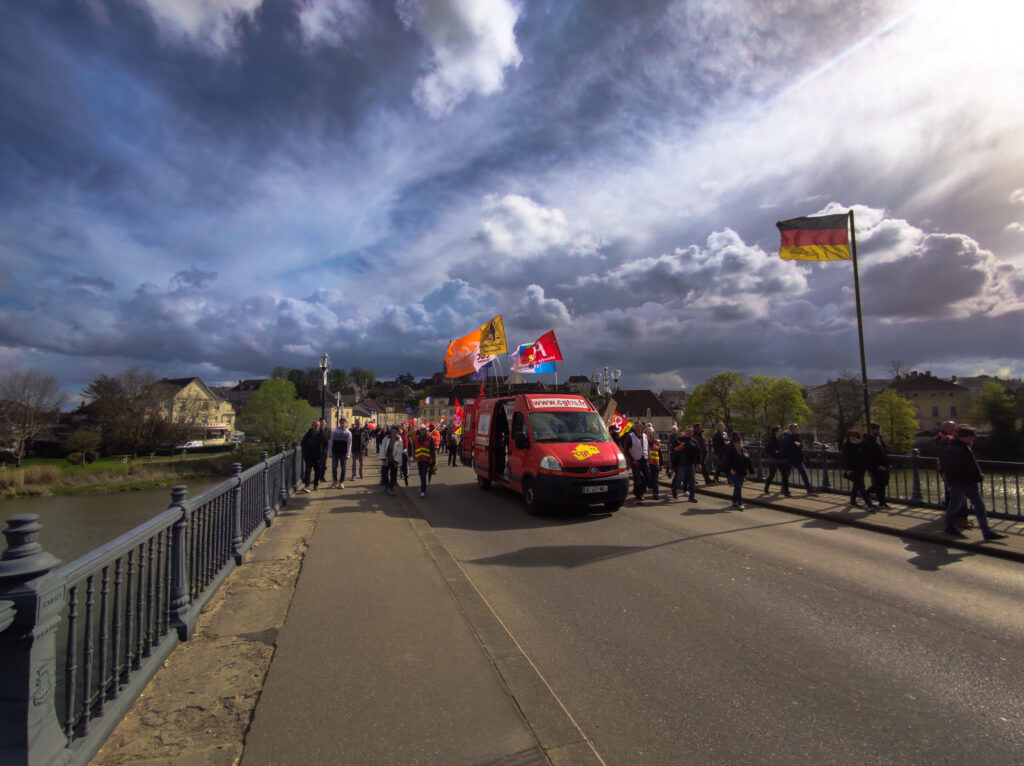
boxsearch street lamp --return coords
[591,366,621,413]
[318,353,329,421]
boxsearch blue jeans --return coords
[331,453,348,483]
[944,483,991,532]
[672,463,696,499]
[782,460,812,493]
[730,473,744,504]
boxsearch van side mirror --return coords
[514,433,529,450]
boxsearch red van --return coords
[462,393,629,514]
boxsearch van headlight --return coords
[617,452,627,470]
[539,456,562,472]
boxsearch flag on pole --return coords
[509,344,556,374]
[478,315,508,356]
[609,411,632,435]
[776,213,851,261]
[453,398,464,435]
[445,327,482,378]
[528,330,564,364]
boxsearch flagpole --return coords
[849,209,871,426]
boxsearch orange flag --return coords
[444,327,482,378]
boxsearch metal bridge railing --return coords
[0,446,301,766]
[736,445,1023,519]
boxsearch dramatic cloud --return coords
[1,0,1022,395]
[397,0,523,116]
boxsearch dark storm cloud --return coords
[170,267,218,290]
[67,275,116,292]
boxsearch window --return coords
[932,406,939,417]
[912,393,919,398]
[950,406,957,417]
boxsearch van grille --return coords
[563,464,618,474]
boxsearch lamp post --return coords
[318,353,329,421]
[592,366,621,414]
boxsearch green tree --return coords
[65,428,102,457]
[0,369,67,466]
[396,372,416,387]
[971,380,1020,459]
[239,378,315,447]
[270,366,289,380]
[870,389,918,453]
[732,374,812,437]
[349,368,377,390]
[684,371,745,431]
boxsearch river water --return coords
[0,479,223,566]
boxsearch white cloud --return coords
[510,284,571,329]
[297,0,367,45]
[397,0,522,117]
[130,0,262,51]
[479,194,598,258]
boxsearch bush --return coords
[22,465,60,484]
[67,452,85,465]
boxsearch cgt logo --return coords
[571,444,600,461]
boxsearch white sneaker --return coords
[301,487,310,493]
[339,483,345,489]
[419,491,425,497]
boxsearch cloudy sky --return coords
[3,0,1023,397]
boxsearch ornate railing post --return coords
[277,445,288,508]
[819,443,831,490]
[0,514,71,766]
[911,448,923,502]
[261,451,274,527]
[167,486,194,641]
[230,463,244,565]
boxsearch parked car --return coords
[174,440,204,450]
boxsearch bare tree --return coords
[0,369,67,466]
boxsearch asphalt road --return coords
[417,467,1024,765]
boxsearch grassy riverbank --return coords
[0,448,269,499]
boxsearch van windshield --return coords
[528,412,611,443]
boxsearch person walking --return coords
[327,418,352,489]
[670,426,699,502]
[841,430,875,510]
[691,423,712,484]
[940,426,1006,540]
[711,423,727,483]
[863,423,892,509]
[935,420,970,528]
[724,433,752,510]
[350,419,367,480]
[780,423,815,496]
[379,427,403,495]
[647,426,662,500]
[399,425,410,486]
[762,425,784,494]
[300,420,323,492]
[316,417,330,491]
[447,430,459,466]
[627,426,650,504]
[412,424,436,497]
[664,425,678,480]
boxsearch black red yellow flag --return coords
[776,213,851,261]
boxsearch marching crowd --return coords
[613,419,1006,540]
[299,417,461,500]
[298,412,1005,541]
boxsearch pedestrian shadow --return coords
[902,537,974,571]
[800,517,844,531]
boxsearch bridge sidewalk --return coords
[239,478,601,766]
[682,478,1024,564]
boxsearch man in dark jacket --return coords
[862,423,891,509]
[940,427,1006,540]
[670,427,700,502]
[779,423,815,496]
[300,420,323,492]
[692,423,712,484]
[350,419,367,480]
[710,423,727,483]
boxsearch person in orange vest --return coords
[413,424,436,497]
[646,425,662,501]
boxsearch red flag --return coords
[478,382,485,399]
[453,398,464,434]
[529,330,563,365]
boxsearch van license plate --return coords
[583,485,608,494]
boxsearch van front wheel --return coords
[523,479,546,516]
